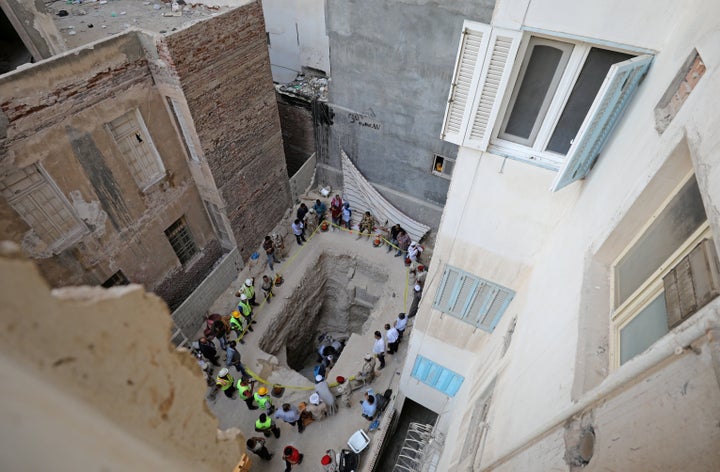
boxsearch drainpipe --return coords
[481,305,720,470]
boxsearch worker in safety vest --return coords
[237,377,259,410]
[229,310,248,343]
[241,278,258,306]
[215,368,236,399]
[237,294,255,328]
[254,412,281,438]
[253,386,275,413]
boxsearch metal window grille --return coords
[165,217,198,265]
[102,270,130,288]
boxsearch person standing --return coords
[263,235,281,271]
[246,437,272,461]
[237,294,255,329]
[254,386,275,413]
[341,202,352,230]
[297,203,310,230]
[282,445,303,471]
[305,393,328,420]
[197,337,220,366]
[408,242,423,272]
[330,194,343,229]
[395,313,408,339]
[357,211,376,239]
[241,278,258,306]
[396,230,411,258]
[384,323,400,355]
[387,224,404,253]
[225,341,249,379]
[237,377,259,410]
[255,413,281,438]
[215,368,236,399]
[313,199,327,223]
[292,219,306,245]
[274,403,305,433]
[314,375,337,416]
[373,331,386,370]
[261,275,274,303]
[358,353,377,384]
[229,310,246,343]
[408,283,422,318]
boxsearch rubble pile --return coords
[276,74,329,101]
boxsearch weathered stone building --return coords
[0,1,291,335]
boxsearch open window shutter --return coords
[440,22,492,145]
[465,28,522,151]
[479,288,514,332]
[551,54,653,191]
[434,267,460,312]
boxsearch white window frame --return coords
[106,109,166,191]
[0,164,86,253]
[441,23,653,190]
[431,154,455,180]
[167,97,202,164]
[609,173,710,368]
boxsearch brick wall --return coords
[163,2,292,261]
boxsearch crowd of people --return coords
[190,193,428,470]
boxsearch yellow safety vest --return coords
[230,316,242,331]
[254,392,271,409]
[238,300,252,317]
[216,374,235,390]
[237,382,252,399]
[255,416,272,430]
[243,285,255,299]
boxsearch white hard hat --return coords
[410,241,417,247]
[218,368,229,377]
[315,374,324,382]
[309,393,320,405]
[245,278,252,286]
[414,284,422,292]
[240,294,248,301]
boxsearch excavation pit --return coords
[259,252,388,380]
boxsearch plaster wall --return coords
[403,0,720,469]
[263,0,330,82]
[0,33,221,309]
[317,0,496,229]
[0,0,65,60]
[0,244,243,471]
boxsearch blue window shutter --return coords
[479,288,514,332]
[411,356,464,397]
[450,274,478,317]
[551,54,653,191]
[434,267,460,312]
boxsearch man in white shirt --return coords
[384,323,400,354]
[291,219,306,245]
[372,330,386,369]
[395,313,408,339]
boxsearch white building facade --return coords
[398,0,720,470]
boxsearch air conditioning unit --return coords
[663,238,720,329]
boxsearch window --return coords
[441,22,652,191]
[203,200,232,247]
[0,164,86,252]
[164,217,198,265]
[410,355,464,397]
[611,174,715,366]
[433,265,514,332]
[431,154,455,179]
[166,97,201,163]
[102,270,130,288]
[107,109,166,190]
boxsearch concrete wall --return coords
[0,243,244,471]
[0,32,222,311]
[0,0,65,60]
[400,0,720,469]
[162,2,293,261]
[263,0,330,82]
[289,152,317,203]
[317,0,496,228]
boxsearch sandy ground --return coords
[200,213,420,471]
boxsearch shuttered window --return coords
[107,109,166,190]
[433,265,514,332]
[411,355,464,397]
[0,164,86,253]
